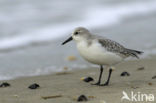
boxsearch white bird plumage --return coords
[77,39,123,66]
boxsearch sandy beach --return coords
[0,57,156,103]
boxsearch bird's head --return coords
[62,27,90,45]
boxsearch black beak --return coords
[62,36,73,45]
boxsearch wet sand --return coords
[0,57,156,103]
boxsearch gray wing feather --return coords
[98,38,143,58]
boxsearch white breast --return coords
[76,40,123,66]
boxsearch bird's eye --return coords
[74,32,79,35]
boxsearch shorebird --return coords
[62,27,143,86]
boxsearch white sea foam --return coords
[0,64,89,80]
[0,0,156,53]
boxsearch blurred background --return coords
[0,0,156,80]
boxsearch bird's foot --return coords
[99,82,109,86]
[91,82,100,86]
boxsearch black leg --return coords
[100,68,112,86]
[91,65,103,85]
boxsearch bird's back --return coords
[90,34,143,59]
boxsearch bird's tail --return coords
[125,49,143,59]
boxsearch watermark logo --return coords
[121,91,155,102]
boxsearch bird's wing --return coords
[97,37,142,58]
[98,38,126,54]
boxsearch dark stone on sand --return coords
[152,75,156,79]
[0,82,10,87]
[83,77,94,82]
[28,83,40,89]
[77,95,88,102]
[120,72,130,76]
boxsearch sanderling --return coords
[62,27,143,86]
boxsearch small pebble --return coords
[152,75,156,79]
[77,95,88,102]
[63,66,68,71]
[131,86,139,89]
[28,83,40,89]
[67,56,77,61]
[120,72,130,76]
[137,67,145,71]
[13,95,19,98]
[88,96,95,99]
[148,83,152,86]
[0,82,10,87]
[81,77,94,82]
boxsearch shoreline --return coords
[0,57,156,103]
[0,11,156,81]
